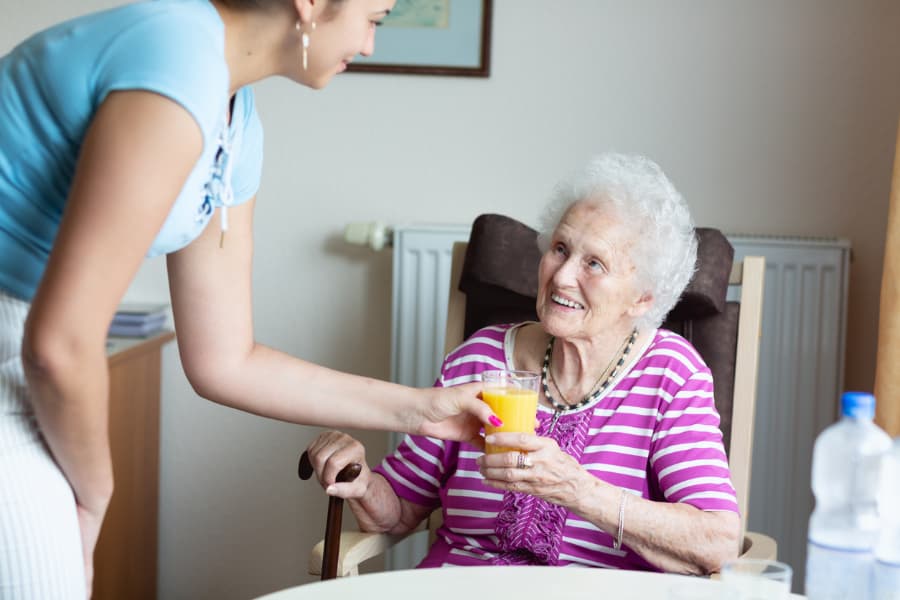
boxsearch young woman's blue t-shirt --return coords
[0,0,264,300]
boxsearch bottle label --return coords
[806,541,873,599]
[873,559,900,600]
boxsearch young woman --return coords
[0,1,497,597]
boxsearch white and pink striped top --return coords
[373,323,739,571]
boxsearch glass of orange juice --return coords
[482,369,540,454]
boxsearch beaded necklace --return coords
[542,328,638,432]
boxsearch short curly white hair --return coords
[536,153,697,330]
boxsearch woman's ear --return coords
[294,0,315,25]
[628,291,653,319]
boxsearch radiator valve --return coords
[344,221,393,251]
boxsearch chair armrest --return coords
[710,531,778,580]
[308,524,426,577]
[738,530,778,561]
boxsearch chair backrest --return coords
[441,213,765,540]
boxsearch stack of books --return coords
[109,303,169,338]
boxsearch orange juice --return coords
[482,388,539,454]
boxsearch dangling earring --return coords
[297,20,316,71]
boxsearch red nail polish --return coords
[489,415,503,427]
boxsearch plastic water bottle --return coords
[805,391,892,600]
[874,438,900,600]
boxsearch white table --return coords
[255,566,807,599]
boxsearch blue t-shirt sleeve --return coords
[231,87,264,204]
[91,9,228,140]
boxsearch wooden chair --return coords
[308,214,775,577]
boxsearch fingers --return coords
[417,384,501,444]
[478,454,534,495]
[478,434,543,480]
[483,432,543,453]
[467,432,486,452]
[477,434,557,481]
[304,431,368,492]
[479,448,535,472]
[322,479,368,499]
[478,440,585,508]
[456,382,502,428]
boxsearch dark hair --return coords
[216,0,346,12]
[216,0,289,9]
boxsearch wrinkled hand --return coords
[76,502,104,599]
[477,432,590,508]
[414,383,497,450]
[305,431,372,499]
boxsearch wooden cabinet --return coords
[93,332,174,600]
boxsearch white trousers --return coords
[0,291,86,599]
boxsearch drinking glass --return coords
[720,558,792,599]
[668,578,736,599]
[481,369,540,454]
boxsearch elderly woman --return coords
[306,153,740,574]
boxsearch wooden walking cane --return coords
[298,451,362,580]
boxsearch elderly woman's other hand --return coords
[305,431,372,499]
[477,432,592,508]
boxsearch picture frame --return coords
[347,0,492,78]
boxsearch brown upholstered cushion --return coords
[459,214,541,338]
[666,228,734,321]
[662,303,740,456]
[660,228,738,456]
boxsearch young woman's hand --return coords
[414,382,499,450]
[76,500,106,599]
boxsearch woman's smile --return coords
[550,293,584,310]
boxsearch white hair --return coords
[536,153,697,330]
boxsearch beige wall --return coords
[4,1,900,598]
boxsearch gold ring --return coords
[516,452,532,469]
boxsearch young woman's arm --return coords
[166,207,494,441]
[22,90,203,585]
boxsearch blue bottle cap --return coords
[841,391,876,419]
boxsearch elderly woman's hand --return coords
[476,432,592,507]
[305,431,372,499]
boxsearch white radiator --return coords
[390,225,471,389]
[728,235,850,593]
[387,225,470,570]
[388,227,851,585]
